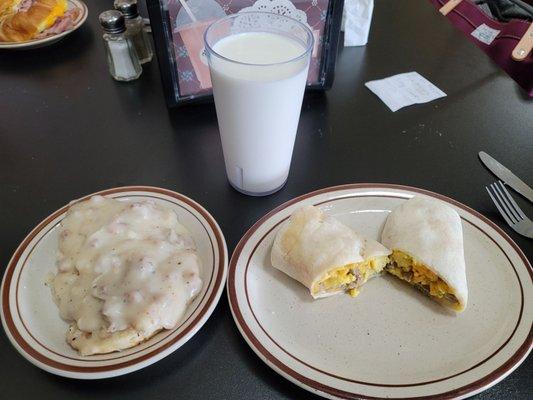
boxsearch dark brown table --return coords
[0,1,531,399]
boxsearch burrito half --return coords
[381,196,468,312]
[271,206,391,299]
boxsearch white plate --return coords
[0,0,88,50]
[1,186,228,379]
[228,184,532,399]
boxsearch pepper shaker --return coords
[99,10,142,82]
[114,0,153,64]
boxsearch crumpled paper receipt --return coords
[365,72,447,112]
[342,0,374,46]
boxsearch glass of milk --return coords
[204,12,313,196]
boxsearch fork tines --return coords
[486,181,525,225]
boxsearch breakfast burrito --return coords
[381,196,468,312]
[271,205,391,299]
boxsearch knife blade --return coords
[479,151,533,203]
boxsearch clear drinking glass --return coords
[204,12,313,196]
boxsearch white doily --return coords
[233,0,312,39]
[239,0,309,26]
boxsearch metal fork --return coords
[486,181,533,239]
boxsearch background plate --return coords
[0,0,88,50]
[1,186,228,379]
[228,183,532,399]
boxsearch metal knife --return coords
[479,151,533,203]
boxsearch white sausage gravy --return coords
[51,195,203,355]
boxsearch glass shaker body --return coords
[125,15,153,64]
[103,32,142,81]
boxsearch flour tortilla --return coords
[271,206,391,298]
[381,196,468,311]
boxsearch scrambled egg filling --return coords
[313,256,389,297]
[38,0,68,32]
[387,250,458,306]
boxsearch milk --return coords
[209,32,310,195]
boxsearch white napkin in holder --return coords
[342,0,374,46]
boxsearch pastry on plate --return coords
[271,205,391,299]
[0,0,79,42]
[381,196,468,312]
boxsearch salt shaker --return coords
[114,0,153,64]
[99,10,142,82]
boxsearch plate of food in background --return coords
[228,183,532,399]
[0,0,88,49]
[0,186,228,379]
